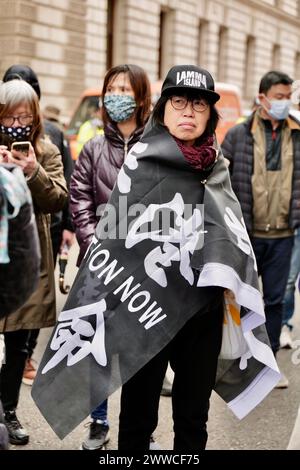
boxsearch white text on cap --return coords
[176,70,207,88]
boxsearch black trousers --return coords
[251,236,294,354]
[0,330,30,411]
[118,298,224,451]
[26,328,39,359]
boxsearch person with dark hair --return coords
[70,64,153,450]
[258,70,293,95]
[0,79,67,445]
[2,64,75,386]
[222,70,300,388]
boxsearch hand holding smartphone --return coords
[11,141,30,157]
[11,141,38,177]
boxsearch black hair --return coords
[259,70,293,94]
[152,94,219,138]
[2,64,41,99]
[101,64,151,128]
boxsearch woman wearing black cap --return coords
[117,64,223,451]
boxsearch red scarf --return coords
[174,135,217,171]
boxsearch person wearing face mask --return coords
[2,65,75,389]
[222,70,300,388]
[70,64,162,450]
[0,79,67,445]
[70,64,151,265]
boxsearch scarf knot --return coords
[174,135,217,171]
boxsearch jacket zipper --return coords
[124,138,129,157]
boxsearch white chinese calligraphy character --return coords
[126,193,203,287]
[42,299,107,374]
[224,207,257,271]
[117,142,148,194]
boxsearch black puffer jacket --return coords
[221,113,300,233]
[44,120,74,234]
[70,122,144,264]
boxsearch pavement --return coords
[7,242,300,450]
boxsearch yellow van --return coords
[66,81,242,160]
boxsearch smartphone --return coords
[11,141,30,156]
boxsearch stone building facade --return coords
[0,0,300,116]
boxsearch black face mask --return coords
[0,124,32,141]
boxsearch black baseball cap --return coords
[2,64,41,100]
[161,64,220,103]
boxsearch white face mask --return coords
[265,98,291,120]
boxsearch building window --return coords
[158,8,174,79]
[106,0,115,70]
[217,26,228,82]
[272,44,280,69]
[244,36,255,99]
[198,19,208,67]
[107,0,125,69]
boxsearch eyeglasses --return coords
[1,114,33,127]
[170,96,208,113]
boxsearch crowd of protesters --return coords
[1,60,300,451]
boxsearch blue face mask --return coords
[0,124,32,141]
[267,99,291,120]
[103,95,136,123]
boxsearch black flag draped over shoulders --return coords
[32,123,280,439]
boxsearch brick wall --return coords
[0,0,105,119]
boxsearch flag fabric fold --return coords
[32,123,280,439]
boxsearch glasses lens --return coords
[19,115,33,125]
[1,115,33,127]
[170,96,208,112]
[171,96,187,110]
[192,99,208,112]
[1,116,13,126]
